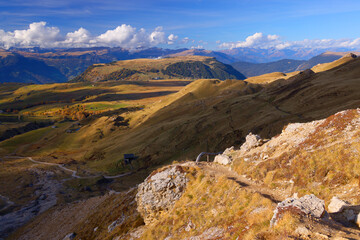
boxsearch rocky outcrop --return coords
[214,154,232,165]
[270,194,325,226]
[222,146,234,155]
[136,165,189,224]
[239,133,264,153]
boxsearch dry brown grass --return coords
[245,71,299,84]
[232,108,360,204]
[311,54,357,73]
[138,167,276,240]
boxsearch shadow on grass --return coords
[88,91,177,102]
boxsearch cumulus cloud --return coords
[219,32,282,49]
[167,34,178,44]
[219,32,360,50]
[64,27,91,47]
[0,22,171,49]
[0,22,62,49]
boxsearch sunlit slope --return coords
[311,53,357,72]
[103,57,360,170]
[245,53,358,84]
[4,56,360,175]
[72,56,245,82]
[245,71,299,84]
[6,54,360,240]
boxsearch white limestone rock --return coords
[136,165,188,224]
[214,154,232,165]
[270,194,325,227]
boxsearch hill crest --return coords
[72,56,245,82]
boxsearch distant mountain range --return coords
[0,46,358,83]
[230,51,360,77]
[0,50,67,84]
[9,47,187,80]
[218,47,356,63]
[230,59,306,78]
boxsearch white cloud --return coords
[94,24,138,48]
[64,27,91,47]
[191,45,204,49]
[180,37,190,44]
[0,22,172,49]
[0,22,62,48]
[167,34,178,44]
[220,32,282,49]
[149,27,166,46]
[219,32,360,50]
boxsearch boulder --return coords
[214,154,232,165]
[270,194,325,227]
[328,197,360,227]
[328,197,350,213]
[240,133,264,153]
[136,165,188,224]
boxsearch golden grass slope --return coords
[3,54,360,178]
[311,53,357,72]
[245,71,299,84]
[6,54,360,240]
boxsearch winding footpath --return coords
[195,162,285,204]
[26,157,132,179]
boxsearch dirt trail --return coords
[26,157,132,179]
[195,162,285,204]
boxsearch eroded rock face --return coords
[240,133,264,153]
[270,194,325,227]
[136,165,189,224]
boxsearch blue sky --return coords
[1,0,360,50]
